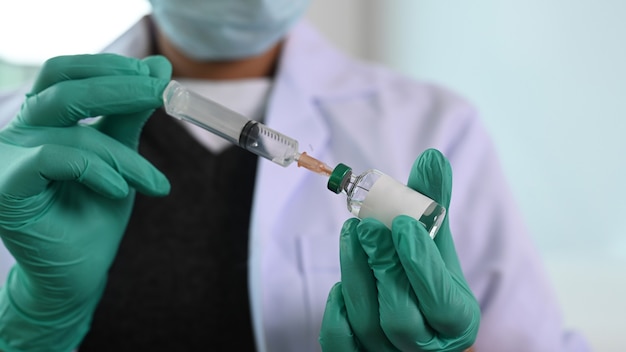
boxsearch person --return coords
[0,1,590,351]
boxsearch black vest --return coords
[80,108,257,351]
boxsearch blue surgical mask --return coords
[148,0,310,60]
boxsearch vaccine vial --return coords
[327,163,446,239]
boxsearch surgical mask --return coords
[148,0,310,60]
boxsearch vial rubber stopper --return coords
[328,163,352,194]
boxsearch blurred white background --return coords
[1,0,624,350]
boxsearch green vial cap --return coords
[328,163,352,194]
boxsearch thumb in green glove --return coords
[319,148,480,352]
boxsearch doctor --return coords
[0,0,589,351]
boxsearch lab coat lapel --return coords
[249,21,328,351]
[249,21,355,352]
[251,19,354,256]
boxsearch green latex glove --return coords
[0,54,171,352]
[319,149,480,352]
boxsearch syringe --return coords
[162,80,444,237]
[162,80,332,175]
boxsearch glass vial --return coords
[327,163,446,239]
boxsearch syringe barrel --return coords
[162,80,247,145]
[238,120,299,167]
[162,80,299,167]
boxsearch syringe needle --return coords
[296,152,333,177]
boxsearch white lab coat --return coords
[0,18,588,352]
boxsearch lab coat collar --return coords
[276,20,376,100]
[102,16,370,97]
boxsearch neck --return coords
[154,29,283,80]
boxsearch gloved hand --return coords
[319,149,480,352]
[0,54,171,352]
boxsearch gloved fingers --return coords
[391,215,480,346]
[94,56,173,149]
[0,144,128,199]
[0,127,170,198]
[93,111,153,150]
[142,55,173,80]
[72,127,170,197]
[357,218,435,351]
[319,283,360,352]
[339,218,397,351]
[407,148,452,211]
[407,149,466,276]
[30,54,152,94]
[19,75,169,128]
